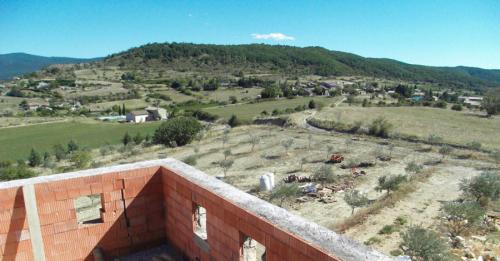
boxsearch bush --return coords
[364,237,381,246]
[313,165,337,185]
[375,175,407,195]
[53,144,67,161]
[394,216,408,226]
[399,226,452,260]
[153,117,203,147]
[0,165,36,181]
[466,141,482,150]
[441,201,485,236]
[405,161,423,174]
[379,225,399,235]
[460,171,500,204]
[70,151,92,169]
[451,104,462,111]
[190,109,219,122]
[270,182,300,207]
[368,117,392,138]
[228,114,241,127]
[182,155,198,166]
[427,134,443,145]
[28,148,42,167]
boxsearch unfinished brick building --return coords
[0,159,391,261]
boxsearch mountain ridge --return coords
[0,52,101,80]
[104,43,500,89]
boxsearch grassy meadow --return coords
[314,106,500,149]
[0,120,161,161]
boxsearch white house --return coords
[126,110,149,123]
[458,96,483,107]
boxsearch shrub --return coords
[399,226,452,260]
[427,134,443,145]
[308,99,316,109]
[153,117,203,147]
[270,182,300,207]
[122,132,132,146]
[405,161,423,174]
[379,225,399,235]
[70,151,92,169]
[133,133,144,144]
[438,145,453,160]
[441,201,485,236]
[368,117,392,138]
[390,249,403,256]
[313,165,337,185]
[451,104,463,111]
[460,171,500,204]
[0,165,36,181]
[228,114,241,127]
[53,144,67,161]
[375,175,407,195]
[67,139,79,153]
[466,141,482,150]
[395,216,408,226]
[182,155,198,166]
[364,237,381,246]
[28,148,42,167]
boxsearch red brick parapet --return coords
[0,159,391,261]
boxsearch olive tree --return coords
[460,171,500,205]
[375,175,407,196]
[399,226,452,261]
[344,190,370,215]
[441,201,485,237]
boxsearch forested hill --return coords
[0,53,101,80]
[104,43,500,89]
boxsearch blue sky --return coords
[1,0,499,68]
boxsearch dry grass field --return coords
[313,106,500,150]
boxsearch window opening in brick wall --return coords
[74,194,103,224]
[193,204,207,240]
[242,235,266,261]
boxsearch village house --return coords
[458,96,483,107]
[126,110,149,123]
[126,107,168,123]
[26,101,50,111]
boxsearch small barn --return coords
[126,110,149,123]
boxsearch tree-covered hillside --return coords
[0,53,101,80]
[104,43,500,89]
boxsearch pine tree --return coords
[122,104,126,115]
[28,148,42,167]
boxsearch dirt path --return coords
[343,164,481,255]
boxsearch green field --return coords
[0,120,161,161]
[203,96,336,121]
[314,106,500,150]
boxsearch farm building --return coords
[458,96,483,107]
[126,110,149,123]
[126,107,168,123]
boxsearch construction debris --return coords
[283,174,312,183]
[327,154,344,164]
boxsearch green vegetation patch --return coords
[0,120,161,161]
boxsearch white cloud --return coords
[251,33,295,41]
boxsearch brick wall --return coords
[0,159,389,261]
[161,167,340,261]
[0,186,32,261]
